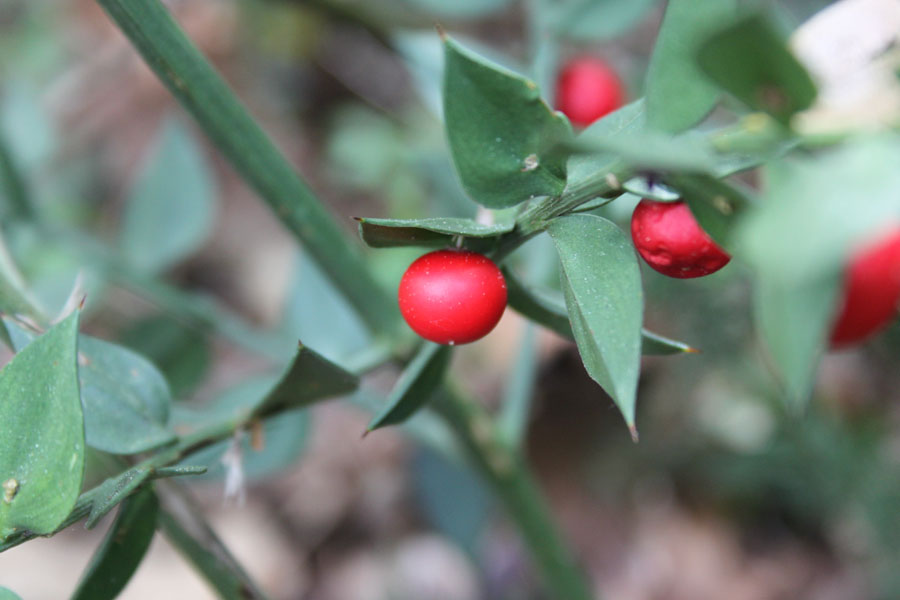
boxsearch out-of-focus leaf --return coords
[368,343,452,432]
[120,116,217,273]
[281,251,371,365]
[737,136,900,283]
[697,12,817,125]
[0,587,22,600]
[401,0,513,19]
[498,324,540,445]
[646,0,738,132]
[0,312,83,540]
[412,446,491,554]
[566,99,646,186]
[72,488,159,600]
[548,215,642,428]
[551,0,662,42]
[176,377,311,481]
[0,81,56,170]
[443,36,572,208]
[4,319,176,455]
[755,274,840,408]
[357,217,513,249]
[119,314,212,398]
[621,177,680,202]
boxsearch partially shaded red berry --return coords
[630,199,731,279]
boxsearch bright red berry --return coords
[556,56,625,128]
[398,249,507,345]
[830,227,900,347]
[630,198,731,279]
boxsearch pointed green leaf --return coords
[3,319,176,455]
[357,217,514,249]
[0,312,84,540]
[504,267,694,354]
[755,273,840,408]
[547,215,643,426]
[255,344,358,417]
[73,487,159,600]
[697,12,817,125]
[443,36,572,208]
[368,343,453,431]
[552,0,661,42]
[121,116,217,273]
[86,467,152,529]
[646,0,738,132]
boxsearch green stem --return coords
[436,385,594,600]
[92,0,398,338]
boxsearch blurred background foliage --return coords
[2,0,900,598]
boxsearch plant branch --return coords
[92,0,399,338]
[436,384,594,600]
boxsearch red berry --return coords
[830,227,900,347]
[556,56,625,128]
[630,199,731,279]
[398,249,507,345]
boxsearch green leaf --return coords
[504,267,695,354]
[73,488,159,600]
[566,99,645,186]
[443,36,572,208]
[498,324,540,445]
[86,466,152,529]
[118,314,212,398]
[646,0,738,132]
[737,136,900,283]
[547,215,643,427]
[254,343,358,418]
[175,376,311,481]
[551,0,662,41]
[696,12,817,125]
[401,0,513,18]
[368,343,453,431]
[755,274,840,407]
[357,217,514,249]
[79,337,176,454]
[0,312,84,540]
[566,129,721,173]
[121,116,217,273]
[281,251,371,364]
[3,319,176,455]
[0,587,22,600]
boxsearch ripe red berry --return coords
[829,227,900,347]
[398,249,507,345]
[630,198,731,279]
[556,56,625,128]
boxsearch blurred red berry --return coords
[556,56,625,127]
[830,228,900,347]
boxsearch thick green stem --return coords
[437,386,594,600]
[92,0,398,338]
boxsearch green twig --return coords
[436,384,594,600]
[158,481,271,600]
[92,0,398,338]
